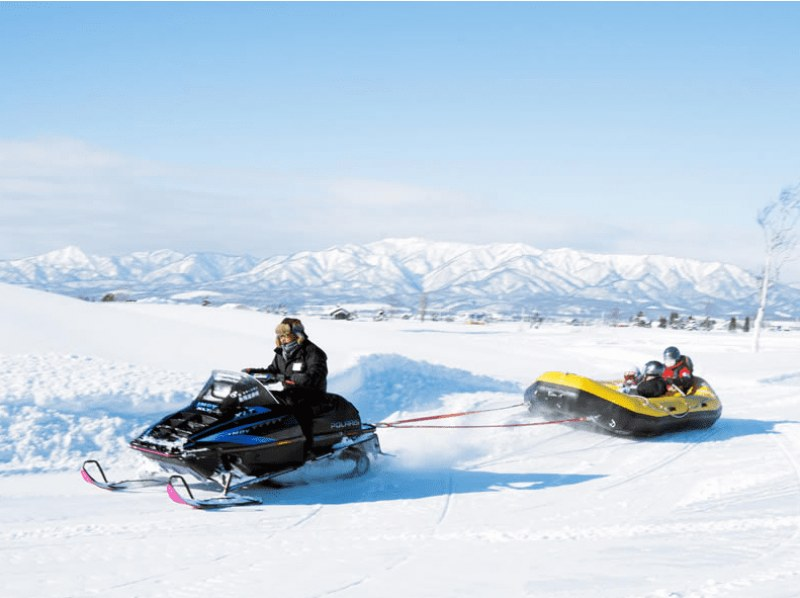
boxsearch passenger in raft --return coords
[635,361,668,398]
[621,366,641,393]
[662,346,694,393]
[621,362,667,397]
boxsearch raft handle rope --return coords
[635,384,697,419]
[662,384,697,418]
[374,403,589,429]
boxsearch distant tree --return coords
[729,316,738,332]
[631,311,649,327]
[101,293,116,302]
[753,184,800,352]
[658,316,668,329]
[669,312,681,329]
[418,292,428,322]
[743,316,751,332]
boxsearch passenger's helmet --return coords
[623,366,641,384]
[663,346,681,367]
[644,360,665,377]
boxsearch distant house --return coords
[467,312,487,325]
[330,307,354,320]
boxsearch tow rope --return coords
[374,403,589,429]
[375,417,589,429]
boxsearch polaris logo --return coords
[330,419,360,430]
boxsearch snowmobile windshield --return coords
[197,370,281,408]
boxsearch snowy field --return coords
[2,281,800,598]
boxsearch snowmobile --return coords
[81,370,381,508]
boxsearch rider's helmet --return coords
[644,360,665,377]
[623,366,641,385]
[663,346,681,367]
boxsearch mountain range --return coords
[1,238,798,320]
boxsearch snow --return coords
[2,282,800,597]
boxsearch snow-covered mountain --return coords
[1,239,797,319]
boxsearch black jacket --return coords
[265,340,328,394]
[637,376,667,398]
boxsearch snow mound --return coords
[329,353,521,421]
[0,354,197,473]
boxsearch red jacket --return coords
[663,356,694,392]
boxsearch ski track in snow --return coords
[600,428,720,492]
[119,506,331,598]
[310,469,459,596]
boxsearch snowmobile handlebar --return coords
[253,373,285,384]
[241,369,285,384]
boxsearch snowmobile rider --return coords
[244,317,328,394]
[636,360,668,398]
[243,318,328,454]
[662,346,694,393]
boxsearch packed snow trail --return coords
[2,286,800,597]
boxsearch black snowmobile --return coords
[81,370,381,508]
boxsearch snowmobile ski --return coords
[165,432,380,509]
[166,475,261,509]
[80,459,167,491]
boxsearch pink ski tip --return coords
[80,467,95,485]
[166,483,192,506]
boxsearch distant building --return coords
[330,307,354,320]
[468,312,487,325]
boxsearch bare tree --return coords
[418,292,428,322]
[753,184,800,352]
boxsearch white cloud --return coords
[0,138,172,205]
[0,138,140,177]
[326,177,464,208]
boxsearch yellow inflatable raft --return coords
[524,371,722,436]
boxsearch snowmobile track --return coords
[436,471,455,526]
[601,426,719,491]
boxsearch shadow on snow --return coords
[642,416,799,444]
[242,465,606,507]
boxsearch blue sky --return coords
[1,2,799,281]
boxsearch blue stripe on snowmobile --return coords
[199,433,277,446]
[196,417,284,445]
